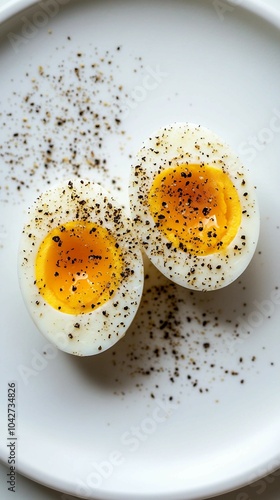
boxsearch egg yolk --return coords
[148,163,242,256]
[35,220,123,314]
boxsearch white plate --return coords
[1,1,280,499]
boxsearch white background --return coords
[0,0,280,499]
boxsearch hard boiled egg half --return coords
[18,179,144,356]
[129,122,260,291]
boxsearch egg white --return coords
[129,122,260,291]
[18,179,144,356]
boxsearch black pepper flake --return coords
[202,207,210,216]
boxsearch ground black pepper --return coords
[0,44,142,204]
[1,35,277,405]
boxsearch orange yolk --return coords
[35,220,123,314]
[148,163,242,256]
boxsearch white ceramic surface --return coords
[1,1,280,499]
